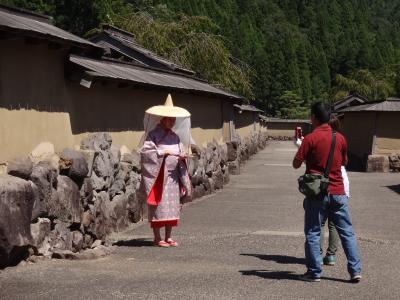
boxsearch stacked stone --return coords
[226,131,268,175]
[239,132,266,161]
[188,142,230,199]
[0,133,143,267]
[268,136,293,141]
[389,155,400,172]
[367,155,390,172]
[80,133,142,238]
[257,131,269,150]
[226,140,240,175]
[0,174,35,267]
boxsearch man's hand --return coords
[292,158,302,169]
[295,137,303,148]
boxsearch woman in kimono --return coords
[140,94,193,247]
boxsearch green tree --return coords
[0,0,129,36]
[332,69,395,101]
[116,12,254,100]
[0,0,55,14]
[276,91,308,119]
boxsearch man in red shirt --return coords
[293,102,362,283]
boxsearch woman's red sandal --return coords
[166,239,178,247]
[154,240,170,247]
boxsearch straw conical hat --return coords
[145,94,191,117]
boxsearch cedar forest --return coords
[2,0,400,118]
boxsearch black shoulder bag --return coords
[298,130,337,197]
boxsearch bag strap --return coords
[324,130,337,178]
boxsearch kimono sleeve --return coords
[142,132,165,157]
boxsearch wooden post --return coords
[371,112,378,155]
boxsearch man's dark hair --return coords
[311,102,331,123]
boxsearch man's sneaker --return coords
[299,273,321,282]
[350,274,362,283]
[323,255,336,266]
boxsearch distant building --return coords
[332,92,367,113]
[262,118,311,139]
[337,98,400,170]
[233,104,265,138]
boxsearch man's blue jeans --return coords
[304,194,362,278]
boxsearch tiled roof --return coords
[0,4,101,50]
[234,104,263,113]
[70,55,242,100]
[92,25,194,75]
[337,99,400,112]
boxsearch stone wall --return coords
[0,133,143,266]
[227,131,269,175]
[267,136,293,141]
[187,131,268,198]
[367,154,400,172]
[0,131,268,267]
[389,155,400,172]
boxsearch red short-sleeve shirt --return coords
[295,123,347,195]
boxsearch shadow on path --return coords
[239,270,351,283]
[241,253,305,265]
[113,238,154,247]
[240,270,300,281]
[385,184,400,195]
